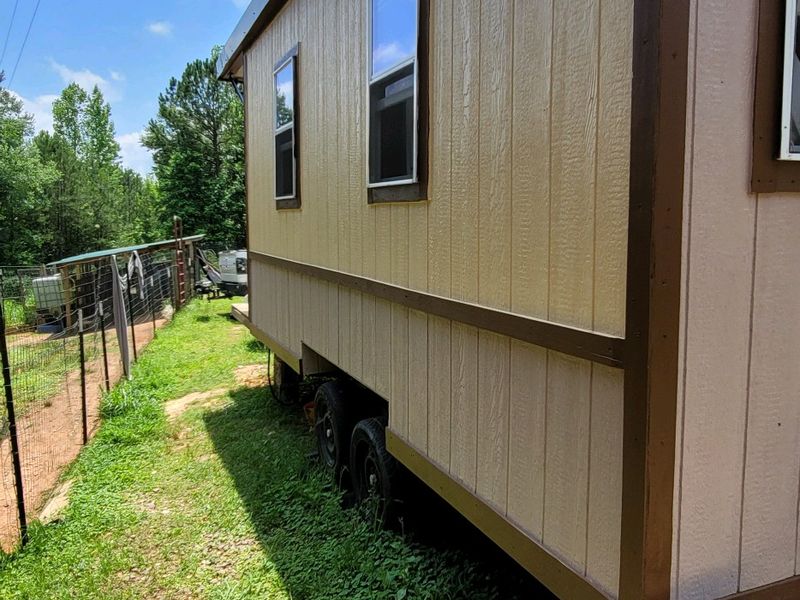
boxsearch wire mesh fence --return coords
[0,246,198,552]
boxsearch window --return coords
[781,0,800,160]
[367,0,427,202]
[274,45,299,208]
[751,0,800,192]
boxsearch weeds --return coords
[0,298,540,599]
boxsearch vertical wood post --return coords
[99,301,110,393]
[78,309,88,445]
[0,298,28,545]
[149,277,157,336]
[127,277,137,362]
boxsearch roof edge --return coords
[217,0,291,80]
[48,235,205,268]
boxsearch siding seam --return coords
[475,0,481,304]
[585,0,602,574]
[674,0,701,594]
[505,0,516,520]
[542,0,556,546]
[736,195,759,592]
[584,362,595,574]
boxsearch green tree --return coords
[0,80,57,264]
[52,83,87,154]
[83,86,120,169]
[143,48,244,250]
[31,84,162,263]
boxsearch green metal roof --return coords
[48,235,204,267]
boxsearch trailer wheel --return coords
[314,381,353,475]
[350,417,399,526]
[270,355,300,406]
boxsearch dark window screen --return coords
[369,64,414,183]
[275,129,294,198]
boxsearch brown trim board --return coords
[386,431,607,600]
[620,0,689,599]
[231,302,302,373]
[719,574,800,600]
[249,251,624,368]
[751,0,800,193]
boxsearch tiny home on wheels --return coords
[219,1,800,598]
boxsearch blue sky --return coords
[2,0,250,175]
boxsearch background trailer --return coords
[219,1,800,598]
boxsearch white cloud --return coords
[10,91,58,133]
[49,59,121,101]
[372,42,413,74]
[231,0,250,8]
[110,70,125,82]
[146,21,172,36]
[116,131,153,176]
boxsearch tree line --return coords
[0,48,244,267]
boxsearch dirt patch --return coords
[234,364,267,388]
[0,318,169,551]
[164,389,227,421]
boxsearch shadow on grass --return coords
[204,385,553,599]
[245,338,265,353]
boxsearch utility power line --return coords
[8,0,41,86]
[0,0,20,72]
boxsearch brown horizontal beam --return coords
[249,251,624,368]
[386,430,607,600]
[720,575,800,600]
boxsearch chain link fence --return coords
[0,243,198,552]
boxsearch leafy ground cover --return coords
[0,298,546,599]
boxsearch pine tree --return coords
[143,48,244,250]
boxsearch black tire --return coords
[314,381,354,476]
[349,417,400,526]
[271,356,300,406]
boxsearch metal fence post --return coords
[99,301,110,393]
[127,278,138,362]
[0,297,28,545]
[78,309,88,445]
[149,276,157,336]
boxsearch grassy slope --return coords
[0,299,526,600]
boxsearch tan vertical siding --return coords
[427,315,451,468]
[244,1,632,598]
[673,0,800,597]
[548,0,598,331]
[407,309,428,451]
[507,340,547,540]
[449,0,480,305]
[449,322,478,491]
[428,0,452,299]
[510,0,551,321]
[544,352,592,571]
[740,198,800,589]
[477,1,512,311]
[475,330,510,511]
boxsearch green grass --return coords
[0,298,538,599]
[2,298,32,328]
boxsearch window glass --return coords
[790,9,800,152]
[369,64,414,183]
[371,0,417,78]
[275,129,294,198]
[275,60,294,129]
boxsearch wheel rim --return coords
[316,403,337,467]
[363,450,381,497]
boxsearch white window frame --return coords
[366,0,420,188]
[274,53,297,201]
[780,0,800,160]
